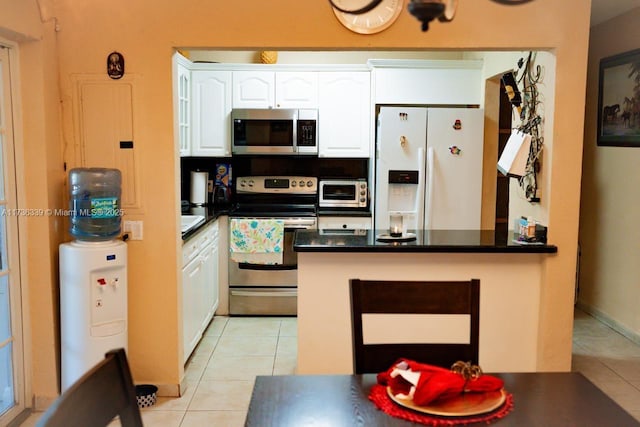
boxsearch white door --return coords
[425,108,484,229]
[0,44,25,424]
[374,106,427,231]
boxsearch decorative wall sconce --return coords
[328,0,535,32]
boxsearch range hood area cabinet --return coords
[232,71,318,109]
[231,70,371,158]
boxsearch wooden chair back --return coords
[36,348,143,427]
[350,279,480,374]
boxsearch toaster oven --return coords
[319,179,368,209]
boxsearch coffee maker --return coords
[213,185,231,207]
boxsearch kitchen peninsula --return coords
[294,229,557,374]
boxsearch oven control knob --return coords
[360,190,366,196]
[299,180,305,187]
[306,180,314,187]
[239,180,246,187]
[291,181,297,187]
[248,180,254,187]
[360,183,366,189]
[360,197,366,203]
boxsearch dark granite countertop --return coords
[294,229,558,253]
[181,206,230,241]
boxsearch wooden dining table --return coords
[244,372,640,426]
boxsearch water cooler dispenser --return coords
[60,168,128,391]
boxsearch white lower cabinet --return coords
[182,220,219,362]
[318,216,372,230]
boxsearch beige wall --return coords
[0,0,65,408]
[189,50,464,64]
[579,7,640,342]
[4,0,591,404]
[474,51,556,227]
[473,50,556,229]
[298,252,546,374]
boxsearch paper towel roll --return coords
[190,171,208,206]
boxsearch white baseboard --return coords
[576,301,640,346]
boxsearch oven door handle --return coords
[283,218,317,229]
[231,290,297,298]
[238,263,296,271]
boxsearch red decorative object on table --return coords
[369,359,514,426]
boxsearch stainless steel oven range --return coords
[229,176,317,316]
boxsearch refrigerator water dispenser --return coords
[385,170,420,232]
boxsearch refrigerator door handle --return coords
[425,147,435,229]
[416,147,426,229]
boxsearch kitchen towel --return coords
[229,219,284,265]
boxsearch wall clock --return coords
[331,0,404,35]
[439,0,457,22]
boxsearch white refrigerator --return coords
[374,106,484,231]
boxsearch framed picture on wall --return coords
[597,48,640,146]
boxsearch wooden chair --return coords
[350,279,480,374]
[37,348,143,427]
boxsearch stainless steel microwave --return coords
[319,179,368,208]
[231,109,318,155]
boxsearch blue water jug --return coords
[69,168,122,241]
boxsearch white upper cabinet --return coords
[173,53,191,157]
[191,70,232,157]
[318,71,371,158]
[370,59,483,105]
[275,72,318,108]
[232,71,275,109]
[233,71,318,109]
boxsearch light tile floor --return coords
[20,309,640,425]
[572,308,640,421]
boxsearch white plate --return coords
[387,387,506,417]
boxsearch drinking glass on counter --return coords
[389,213,403,237]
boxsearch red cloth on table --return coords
[377,359,504,406]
